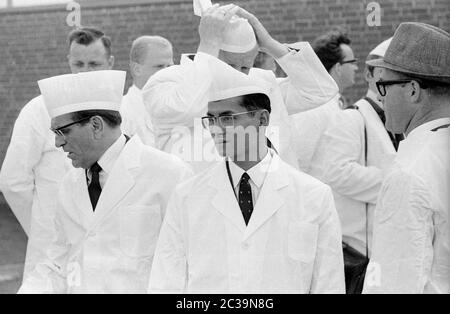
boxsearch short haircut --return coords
[239,93,271,114]
[312,28,351,72]
[68,27,112,57]
[72,110,122,128]
[130,35,172,64]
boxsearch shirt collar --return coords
[228,149,273,189]
[97,134,127,175]
[406,118,450,140]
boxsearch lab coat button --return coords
[89,232,96,237]
[242,243,250,250]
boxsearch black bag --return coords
[343,242,369,294]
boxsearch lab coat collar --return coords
[97,135,126,178]
[406,118,450,140]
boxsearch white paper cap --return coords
[368,37,393,58]
[193,0,257,53]
[209,64,272,102]
[39,70,126,119]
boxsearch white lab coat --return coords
[363,118,450,294]
[120,85,155,147]
[148,153,345,294]
[0,95,72,277]
[306,96,397,255]
[18,136,192,294]
[142,43,338,171]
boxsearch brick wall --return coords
[0,0,449,203]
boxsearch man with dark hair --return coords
[148,66,344,294]
[18,70,191,294]
[363,23,450,294]
[0,26,115,280]
[290,28,357,173]
[67,27,114,73]
[307,38,400,293]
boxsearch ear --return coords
[130,61,140,77]
[91,116,105,139]
[259,110,270,127]
[363,67,372,83]
[329,63,341,81]
[409,80,422,103]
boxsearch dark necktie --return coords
[239,173,254,225]
[88,162,102,211]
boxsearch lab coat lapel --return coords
[358,101,396,154]
[89,137,141,228]
[72,169,95,226]
[243,155,288,241]
[209,162,247,234]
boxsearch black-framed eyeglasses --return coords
[375,79,415,97]
[340,58,358,65]
[50,116,92,137]
[201,110,262,129]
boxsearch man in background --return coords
[120,36,174,146]
[0,27,114,279]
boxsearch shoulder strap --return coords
[356,106,370,258]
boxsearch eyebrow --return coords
[207,111,235,116]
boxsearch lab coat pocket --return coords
[119,205,162,258]
[288,222,319,263]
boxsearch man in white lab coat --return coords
[362,23,450,294]
[290,28,358,173]
[0,27,115,278]
[19,70,191,294]
[307,38,401,293]
[120,36,174,146]
[142,4,338,172]
[148,65,345,294]
[310,38,400,263]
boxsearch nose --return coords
[55,134,66,148]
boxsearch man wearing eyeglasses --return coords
[148,66,345,294]
[362,23,450,294]
[306,38,402,293]
[290,28,357,173]
[0,27,116,281]
[18,70,191,294]
[141,4,338,172]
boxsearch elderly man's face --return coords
[68,40,114,74]
[51,114,98,169]
[218,47,259,74]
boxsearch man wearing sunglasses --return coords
[0,27,115,281]
[18,70,191,294]
[363,23,450,294]
[148,66,344,294]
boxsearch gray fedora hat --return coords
[367,22,450,84]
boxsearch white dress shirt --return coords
[86,135,126,189]
[363,118,450,294]
[227,150,273,205]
